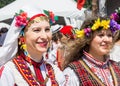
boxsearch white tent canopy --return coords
[0,0,87,28]
[0,0,86,20]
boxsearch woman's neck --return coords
[27,49,43,63]
[88,51,105,62]
[30,55,43,62]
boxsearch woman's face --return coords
[24,20,52,54]
[89,29,113,58]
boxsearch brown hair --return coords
[62,18,95,68]
[52,31,62,43]
[63,17,115,69]
[114,30,120,42]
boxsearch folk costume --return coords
[0,5,65,86]
[0,52,65,86]
[63,51,120,86]
[63,17,120,86]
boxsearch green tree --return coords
[0,0,15,8]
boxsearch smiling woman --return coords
[0,5,65,86]
[63,17,120,86]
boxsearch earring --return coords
[19,36,25,45]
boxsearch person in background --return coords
[0,27,8,46]
[44,24,63,65]
[47,24,75,70]
[0,5,65,86]
[63,17,120,85]
[57,25,75,70]
[110,30,120,62]
[109,7,120,62]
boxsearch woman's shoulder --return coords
[1,61,15,75]
[109,60,120,68]
[4,60,16,69]
[63,67,80,86]
[0,61,15,86]
[63,67,75,75]
[1,60,17,78]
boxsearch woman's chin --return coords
[101,51,109,55]
[37,48,47,53]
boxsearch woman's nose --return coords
[103,36,110,41]
[39,30,47,39]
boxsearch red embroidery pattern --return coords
[0,66,4,77]
[46,64,58,86]
[13,55,58,86]
[13,56,38,86]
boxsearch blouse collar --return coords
[83,51,110,67]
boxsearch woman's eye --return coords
[33,28,41,32]
[33,29,40,32]
[45,28,50,32]
[107,34,113,37]
[98,34,104,37]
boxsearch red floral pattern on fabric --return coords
[0,66,4,77]
[13,53,58,86]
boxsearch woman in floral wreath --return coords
[63,17,120,85]
[0,5,65,86]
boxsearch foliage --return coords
[0,0,15,8]
[84,0,92,10]
[74,0,92,10]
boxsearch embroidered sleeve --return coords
[0,65,15,86]
[63,67,80,86]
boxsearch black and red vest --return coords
[68,59,120,86]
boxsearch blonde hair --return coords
[25,16,49,29]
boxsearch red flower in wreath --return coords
[15,10,29,28]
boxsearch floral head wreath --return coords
[110,7,120,33]
[75,18,110,38]
[15,9,58,28]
